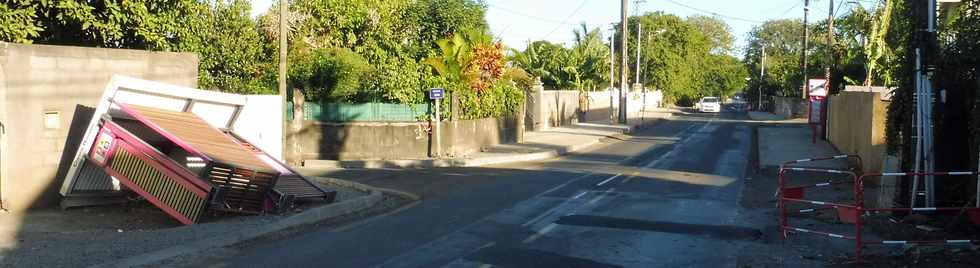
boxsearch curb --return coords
[94,182,386,268]
[302,117,666,169]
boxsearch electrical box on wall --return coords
[43,111,60,129]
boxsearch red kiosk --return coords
[807,79,828,143]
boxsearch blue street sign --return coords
[429,88,445,99]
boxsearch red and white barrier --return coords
[778,158,980,262]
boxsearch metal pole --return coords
[278,0,288,160]
[635,23,642,85]
[619,0,629,124]
[802,0,810,99]
[434,99,441,157]
[912,48,922,208]
[925,0,937,209]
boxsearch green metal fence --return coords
[288,102,430,122]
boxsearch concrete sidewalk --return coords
[747,111,808,123]
[757,126,844,169]
[303,109,675,169]
[750,111,847,169]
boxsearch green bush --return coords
[290,47,375,102]
[455,79,525,120]
[374,57,427,104]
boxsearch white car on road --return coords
[695,96,721,113]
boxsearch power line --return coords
[777,0,805,19]
[541,0,591,39]
[486,3,582,26]
[661,0,766,23]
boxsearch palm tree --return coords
[571,23,610,91]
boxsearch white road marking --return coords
[588,188,616,205]
[522,223,558,243]
[596,174,621,186]
[642,118,715,169]
[571,191,588,199]
[538,172,597,196]
[521,209,555,227]
[477,242,495,249]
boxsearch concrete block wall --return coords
[539,90,662,126]
[542,90,582,127]
[772,96,808,119]
[292,117,519,161]
[827,91,889,172]
[0,43,198,211]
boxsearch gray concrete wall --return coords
[827,91,889,173]
[539,90,662,126]
[543,90,582,127]
[772,96,808,119]
[292,117,518,161]
[0,43,198,211]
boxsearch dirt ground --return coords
[0,180,372,268]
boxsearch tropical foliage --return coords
[0,0,273,94]
[511,14,747,106]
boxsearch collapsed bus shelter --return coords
[61,76,335,224]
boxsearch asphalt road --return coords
[205,108,755,268]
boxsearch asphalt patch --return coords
[466,245,621,268]
[555,214,763,241]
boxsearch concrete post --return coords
[531,77,545,131]
[516,96,526,144]
[450,92,459,121]
[287,88,304,166]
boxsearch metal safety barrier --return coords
[778,155,980,262]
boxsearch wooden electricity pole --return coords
[826,0,834,93]
[802,0,810,99]
[619,0,629,124]
[278,0,289,160]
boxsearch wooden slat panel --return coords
[123,104,274,171]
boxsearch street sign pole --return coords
[434,99,440,157]
[429,88,445,158]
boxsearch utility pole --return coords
[619,0,629,124]
[802,0,810,99]
[278,0,288,160]
[912,0,938,208]
[759,46,766,110]
[826,0,834,94]
[609,35,616,124]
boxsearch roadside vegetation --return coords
[511,13,749,106]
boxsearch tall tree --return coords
[686,15,735,55]
[744,19,823,98]
[180,0,274,94]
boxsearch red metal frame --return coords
[778,155,980,262]
[91,121,211,224]
[113,102,215,164]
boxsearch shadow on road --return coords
[555,215,762,241]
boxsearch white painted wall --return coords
[234,95,283,161]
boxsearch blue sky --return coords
[250,0,867,56]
